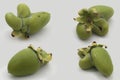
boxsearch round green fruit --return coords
[76,23,92,40]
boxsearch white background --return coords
[0,0,120,80]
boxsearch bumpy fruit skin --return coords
[76,23,92,40]
[5,13,22,31]
[8,45,52,76]
[92,18,109,36]
[89,5,114,20]
[91,47,113,77]
[8,48,40,76]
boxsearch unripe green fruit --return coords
[8,48,40,76]
[91,47,113,77]
[17,3,31,18]
[76,23,92,40]
[74,5,113,40]
[5,13,22,31]
[26,12,50,34]
[78,42,113,77]
[8,45,52,76]
[89,5,114,20]
[5,3,50,38]
[92,18,109,36]
[79,54,93,69]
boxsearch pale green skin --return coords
[92,18,109,36]
[78,43,113,77]
[17,3,31,18]
[75,5,113,40]
[89,5,114,21]
[8,46,52,76]
[91,47,113,77]
[8,48,41,76]
[78,48,93,69]
[24,12,50,34]
[5,13,22,31]
[79,54,93,69]
[76,23,92,40]
[5,3,50,38]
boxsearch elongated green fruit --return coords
[5,13,22,30]
[91,47,113,77]
[89,5,114,20]
[76,23,92,40]
[92,18,109,36]
[17,3,31,18]
[8,45,52,76]
[26,12,50,34]
[5,3,51,38]
[78,42,113,77]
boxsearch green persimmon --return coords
[77,42,113,77]
[89,5,114,20]
[92,18,109,36]
[5,3,50,38]
[76,23,92,40]
[8,45,52,76]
